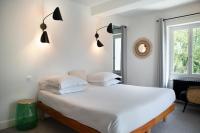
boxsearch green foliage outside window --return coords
[173,30,188,74]
[172,27,200,74]
[192,28,200,74]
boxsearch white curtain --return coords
[159,18,169,88]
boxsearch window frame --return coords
[168,22,200,79]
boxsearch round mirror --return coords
[134,38,151,58]
[138,44,146,53]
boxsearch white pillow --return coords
[44,86,87,95]
[39,75,88,90]
[68,70,87,80]
[90,79,121,87]
[87,72,121,83]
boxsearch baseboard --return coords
[0,119,15,130]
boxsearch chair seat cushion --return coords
[187,86,200,104]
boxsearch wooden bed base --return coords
[37,101,175,133]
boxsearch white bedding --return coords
[38,84,175,133]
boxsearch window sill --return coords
[169,74,200,81]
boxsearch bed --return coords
[37,84,175,133]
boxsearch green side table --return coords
[16,99,38,130]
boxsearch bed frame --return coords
[37,101,175,133]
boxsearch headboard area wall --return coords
[0,0,112,129]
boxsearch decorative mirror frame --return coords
[133,38,152,58]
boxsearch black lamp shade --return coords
[107,23,113,33]
[41,31,50,43]
[53,7,63,21]
[97,40,104,47]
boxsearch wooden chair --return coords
[182,86,200,112]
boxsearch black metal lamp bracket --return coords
[40,12,53,31]
[96,26,108,33]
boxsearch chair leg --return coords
[182,102,188,112]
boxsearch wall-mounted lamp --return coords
[40,7,63,43]
[95,23,113,47]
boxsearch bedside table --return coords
[16,99,38,130]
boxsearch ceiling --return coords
[73,0,111,6]
[73,0,200,16]
[121,0,200,16]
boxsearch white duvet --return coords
[38,84,175,133]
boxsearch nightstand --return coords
[16,99,38,130]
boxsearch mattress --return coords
[38,84,175,133]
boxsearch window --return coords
[113,36,122,71]
[112,25,127,83]
[169,22,200,77]
[192,27,200,74]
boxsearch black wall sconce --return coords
[40,7,63,43]
[95,23,113,47]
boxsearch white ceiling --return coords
[73,0,111,6]
[73,0,200,16]
[122,0,200,16]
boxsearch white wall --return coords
[98,2,200,87]
[126,2,200,87]
[0,0,111,129]
[0,0,43,129]
[42,0,112,73]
